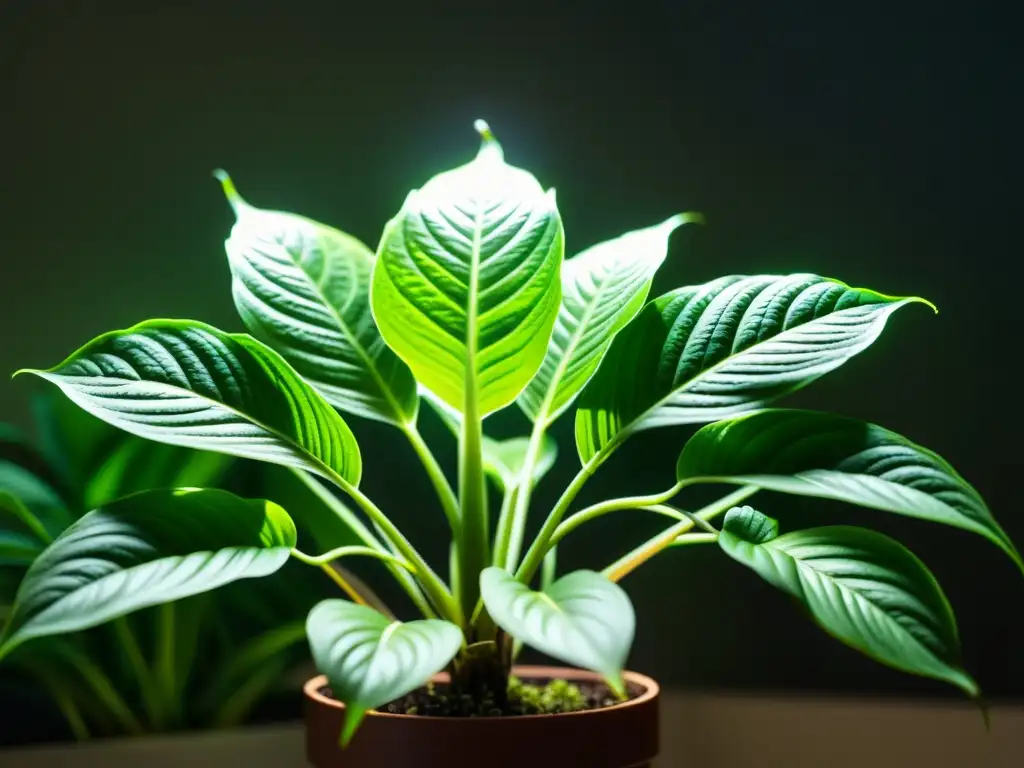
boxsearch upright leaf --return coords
[719,507,978,696]
[216,172,418,425]
[18,320,362,486]
[519,214,698,425]
[0,488,297,661]
[372,121,564,416]
[306,600,462,745]
[576,274,931,463]
[480,567,634,694]
[677,409,1020,570]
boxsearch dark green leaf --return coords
[19,320,362,486]
[719,511,977,696]
[217,172,418,425]
[575,275,931,463]
[677,409,1019,571]
[0,488,297,661]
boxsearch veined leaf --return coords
[677,409,1020,570]
[216,172,418,425]
[306,600,462,745]
[18,320,362,486]
[0,488,297,661]
[519,214,698,425]
[720,507,978,696]
[372,121,564,417]
[575,274,931,464]
[480,567,634,694]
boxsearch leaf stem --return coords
[403,424,461,535]
[291,545,414,572]
[546,483,685,549]
[603,486,758,582]
[156,602,179,727]
[491,485,518,567]
[514,462,597,585]
[340,479,463,625]
[51,643,144,736]
[500,418,548,570]
[112,617,162,727]
[292,468,435,618]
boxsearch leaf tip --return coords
[212,168,248,215]
[606,672,627,700]
[673,211,706,228]
[339,706,366,748]
[473,119,504,162]
[11,367,40,381]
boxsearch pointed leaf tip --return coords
[339,707,366,747]
[473,119,503,161]
[212,168,246,214]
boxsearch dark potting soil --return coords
[319,677,643,718]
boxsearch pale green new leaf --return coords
[519,214,698,425]
[480,567,634,694]
[18,320,362,486]
[0,488,297,661]
[678,409,1021,570]
[216,172,418,425]
[372,122,564,417]
[576,274,931,464]
[719,507,978,696]
[306,600,462,745]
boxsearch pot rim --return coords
[303,665,660,723]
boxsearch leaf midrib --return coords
[587,300,907,467]
[238,243,410,425]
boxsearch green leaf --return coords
[575,274,932,464]
[519,214,698,425]
[719,508,978,696]
[721,505,779,543]
[371,121,564,417]
[0,492,50,566]
[480,567,634,694]
[678,409,1020,570]
[482,435,558,493]
[0,462,72,541]
[0,488,297,661]
[306,600,462,745]
[216,171,418,426]
[18,319,362,486]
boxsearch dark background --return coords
[2,0,1021,705]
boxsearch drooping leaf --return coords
[575,274,932,464]
[480,567,634,694]
[306,600,462,745]
[519,214,698,425]
[0,488,297,661]
[18,320,362,486]
[216,172,419,426]
[719,507,978,696]
[371,121,564,417]
[678,409,1020,570]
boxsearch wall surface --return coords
[1,0,1021,707]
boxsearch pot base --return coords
[304,665,659,768]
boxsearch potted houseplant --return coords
[0,394,338,744]
[1,121,1016,768]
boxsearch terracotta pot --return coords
[304,665,660,768]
